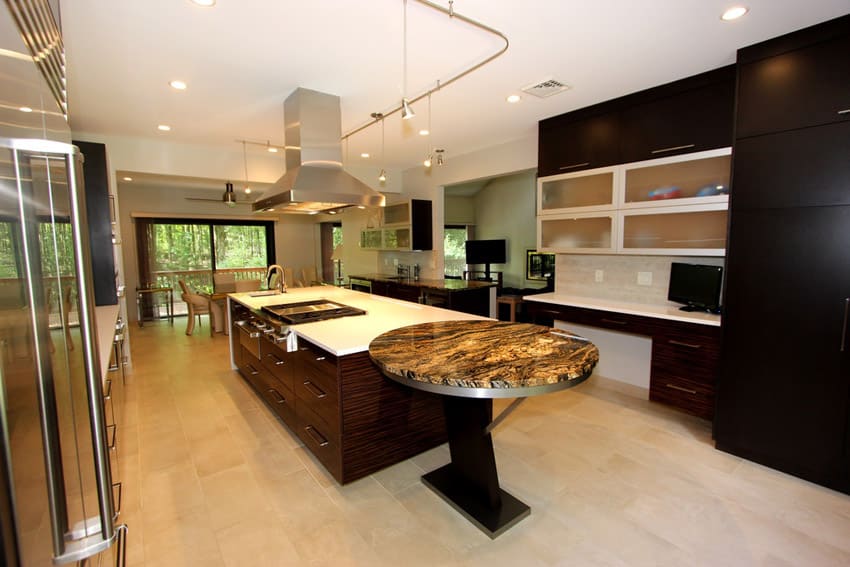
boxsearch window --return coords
[136,218,274,315]
[444,225,471,278]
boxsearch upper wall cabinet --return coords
[537,65,735,178]
[618,72,736,163]
[538,112,620,177]
[360,199,432,251]
[736,28,850,139]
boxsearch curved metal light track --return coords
[341,0,509,141]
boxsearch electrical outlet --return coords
[594,269,604,283]
[637,271,652,286]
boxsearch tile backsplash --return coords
[554,254,725,307]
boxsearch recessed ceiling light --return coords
[721,6,748,21]
[122,176,133,182]
[157,124,171,131]
[169,80,187,90]
[506,94,521,103]
[419,129,429,136]
[190,0,216,6]
[244,187,251,194]
[360,153,370,158]
[267,146,278,153]
[19,106,33,113]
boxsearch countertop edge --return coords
[522,293,721,327]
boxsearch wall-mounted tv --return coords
[668,262,723,312]
[465,239,506,265]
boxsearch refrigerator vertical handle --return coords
[841,298,849,352]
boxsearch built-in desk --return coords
[524,293,721,420]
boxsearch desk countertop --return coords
[523,292,721,327]
[349,273,497,292]
[369,320,598,397]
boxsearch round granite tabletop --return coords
[369,320,599,398]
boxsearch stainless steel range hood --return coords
[253,88,385,214]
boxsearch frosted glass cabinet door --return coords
[383,202,410,225]
[620,205,727,255]
[360,229,382,249]
[538,214,615,253]
[622,148,731,207]
[538,167,618,214]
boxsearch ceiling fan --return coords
[184,182,262,207]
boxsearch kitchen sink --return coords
[248,290,282,297]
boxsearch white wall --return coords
[445,195,475,225]
[471,171,541,289]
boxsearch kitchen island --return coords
[348,273,498,318]
[227,286,486,483]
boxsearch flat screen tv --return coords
[668,262,723,312]
[465,239,506,265]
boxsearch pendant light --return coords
[241,141,252,194]
[423,92,432,168]
[222,181,236,206]
[372,112,387,183]
[401,0,415,120]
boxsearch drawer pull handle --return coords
[266,388,286,404]
[838,108,850,115]
[601,318,627,326]
[304,425,329,447]
[266,353,285,366]
[666,383,698,395]
[651,143,695,154]
[558,162,590,170]
[303,380,327,399]
[315,356,326,361]
[668,339,701,349]
[106,424,117,451]
[246,364,259,376]
[103,379,113,400]
[112,482,123,518]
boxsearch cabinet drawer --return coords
[260,341,294,391]
[296,346,339,430]
[649,372,714,420]
[298,342,338,378]
[538,111,621,177]
[296,403,340,478]
[258,378,296,429]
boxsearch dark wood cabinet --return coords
[715,14,850,494]
[73,140,117,306]
[736,18,850,139]
[538,111,621,176]
[730,119,850,210]
[537,65,735,177]
[618,69,735,163]
[717,206,850,488]
[525,300,720,420]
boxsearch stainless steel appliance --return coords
[0,2,126,565]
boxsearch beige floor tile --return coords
[116,324,850,566]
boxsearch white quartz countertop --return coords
[522,292,721,327]
[94,304,120,382]
[229,286,488,356]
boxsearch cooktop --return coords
[261,299,366,325]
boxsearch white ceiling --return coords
[59,0,849,176]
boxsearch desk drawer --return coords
[295,360,340,431]
[261,340,295,391]
[650,371,714,420]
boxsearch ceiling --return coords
[58,1,849,178]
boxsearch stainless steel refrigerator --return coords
[1,1,126,565]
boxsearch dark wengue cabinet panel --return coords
[731,120,850,209]
[73,140,117,306]
[716,207,850,486]
[409,199,433,251]
[736,30,850,139]
[619,77,735,163]
[538,112,621,176]
[715,14,850,494]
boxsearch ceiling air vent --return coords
[521,78,571,98]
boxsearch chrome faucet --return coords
[266,264,286,293]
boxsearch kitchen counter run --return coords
[228,286,487,357]
[349,273,497,291]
